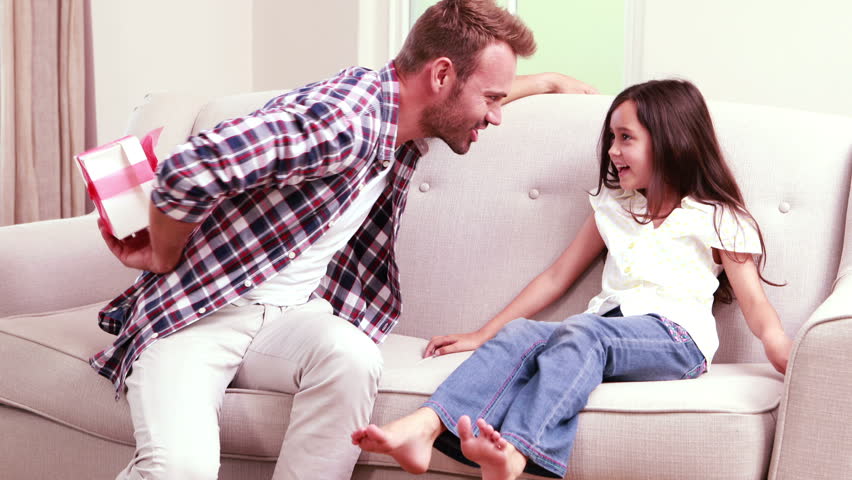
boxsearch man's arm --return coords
[101,93,370,273]
[147,204,200,273]
[154,102,368,226]
[503,72,598,105]
[97,205,199,274]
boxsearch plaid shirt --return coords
[90,62,424,394]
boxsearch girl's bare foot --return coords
[458,416,526,480]
[351,408,446,474]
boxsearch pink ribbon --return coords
[77,127,164,235]
[140,126,163,171]
[90,161,156,200]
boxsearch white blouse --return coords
[585,188,762,365]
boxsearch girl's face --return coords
[608,100,653,191]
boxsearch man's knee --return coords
[131,444,219,480]
[331,328,383,382]
[316,318,383,385]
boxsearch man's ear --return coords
[428,57,456,95]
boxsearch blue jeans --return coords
[424,308,707,478]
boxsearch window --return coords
[405,0,626,94]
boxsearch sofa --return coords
[1,90,851,480]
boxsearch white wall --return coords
[91,0,367,144]
[92,1,851,146]
[357,0,397,72]
[637,1,852,116]
[91,0,254,144]
[252,0,359,91]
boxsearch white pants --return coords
[116,299,383,480]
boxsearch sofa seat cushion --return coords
[367,335,785,479]
[0,303,290,459]
[1,305,783,478]
[378,334,784,411]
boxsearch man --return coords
[92,0,595,478]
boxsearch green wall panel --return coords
[516,1,624,94]
[407,0,624,94]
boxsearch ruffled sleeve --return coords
[588,187,618,212]
[705,204,763,255]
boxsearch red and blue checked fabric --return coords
[90,62,423,394]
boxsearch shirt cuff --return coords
[151,187,215,224]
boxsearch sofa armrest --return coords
[768,273,852,479]
[0,214,140,318]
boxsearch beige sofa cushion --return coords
[0,214,139,318]
[0,303,291,459]
[122,92,852,365]
[378,334,782,412]
[390,96,852,367]
[1,304,782,478]
[375,335,782,478]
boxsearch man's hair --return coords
[395,0,536,83]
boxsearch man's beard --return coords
[419,90,476,155]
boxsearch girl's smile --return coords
[608,100,652,191]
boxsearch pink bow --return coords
[78,127,164,236]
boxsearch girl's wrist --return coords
[476,326,496,342]
[478,320,508,342]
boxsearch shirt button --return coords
[151,332,159,339]
[198,307,207,314]
[528,189,540,200]
[243,280,253,287]
[288,251,296,259]
[778,201,791,213]
[382,160,391,168]
[419,182,430,193]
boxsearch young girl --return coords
[351,79,793,480]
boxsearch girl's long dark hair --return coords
[594,79,782,302]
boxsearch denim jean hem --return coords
[423,401,480,469]
[501,431,566,478]
[423,400,458,432]
[424,401,564,478]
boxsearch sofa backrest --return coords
[127,91,852,364]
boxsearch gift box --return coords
[75,127,164,239]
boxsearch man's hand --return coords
[540,72,599,95]
[503,72,599,105]
[761,328,793,374]
[98,219,172,273]
[424,330,490,358]
[98,200,199,274]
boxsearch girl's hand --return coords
[424,330,490,358]
[761,328,793,374]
